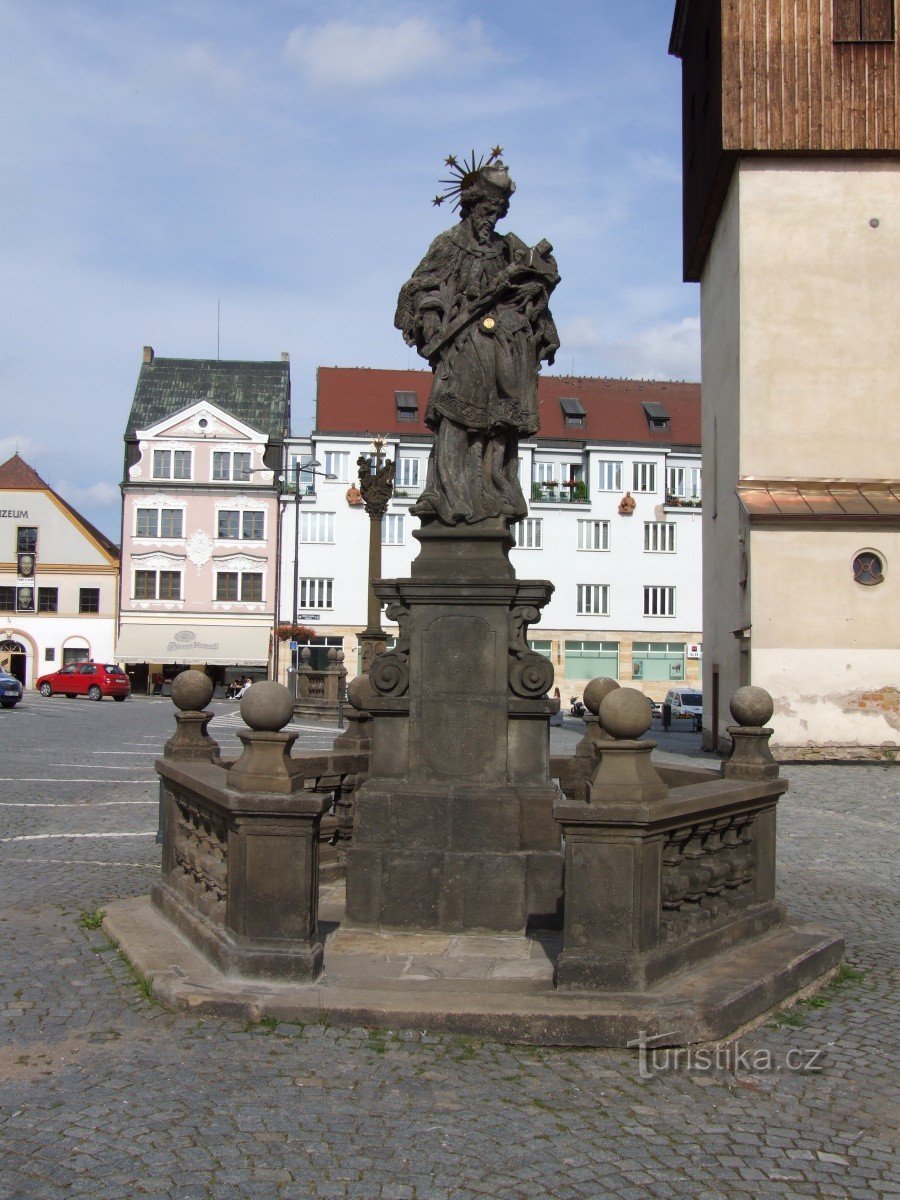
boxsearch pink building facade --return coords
[117,351,289,694]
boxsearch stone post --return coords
[163,670,220,763]
[553,676,618,804]
[723,686,780,781]
[356,443,395,675]
[554,688,668,990]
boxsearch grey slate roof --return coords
[126,357,291,442]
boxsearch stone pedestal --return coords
[346,522,563,933]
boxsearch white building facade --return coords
[278,369,703,700]
[0,454,119,688]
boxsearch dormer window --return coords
[395,391,419,422]
[642,401,670,432]
[560,397,586,428]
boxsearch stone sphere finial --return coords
[347,674,374,712]
[730,685,774,728]
[599,686,653,740]
[583,676,619,715]
[170,669,214,713]
[240,681,294,731]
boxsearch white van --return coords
[664,688,703,731]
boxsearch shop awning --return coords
[116,622,271,666]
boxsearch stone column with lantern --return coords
[356,437,395,675]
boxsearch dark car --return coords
[0,669,23,708]
[35,661,130,702]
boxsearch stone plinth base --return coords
[347,784,562,933]
[104,892,844,1048]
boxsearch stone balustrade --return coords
[553,684,788,991]
[152,672,367,982]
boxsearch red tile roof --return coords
[0,452,50,490]
[314,368,701,447]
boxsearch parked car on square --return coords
[0,669,24,708]
[35,661,130,702]
[663,687,703,732]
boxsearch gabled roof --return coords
[126,355,291,442]
[314,368,701,448]
[0,454,119,559]
[0,452,49,490]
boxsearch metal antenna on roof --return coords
[217,300,221,360]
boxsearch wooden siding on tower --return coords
[723,0,898,151]
[671,0,898,277]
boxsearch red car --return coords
[36,661,130,702]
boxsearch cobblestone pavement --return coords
[0,695,897,1200]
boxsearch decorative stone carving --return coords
[357,453,395,520]
[659,813,757,941]
[509,652,554,699]
[370,600,411,697]
[370,652,410,697]
[508,603,554,697]
[172,799,227,920]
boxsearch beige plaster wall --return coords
[700,169,746,743]
[739,160,900,480]
[750,528,899,755]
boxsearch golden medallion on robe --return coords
[481,316,497,334]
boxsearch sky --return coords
[0,0,698,540]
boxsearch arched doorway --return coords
[0,640,27,685]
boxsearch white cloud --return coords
[0,436,42,464]
[560,316,700,381]
[54,480,121,510]
[283,16,495,88]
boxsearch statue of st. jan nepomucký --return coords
[395,151,560,526]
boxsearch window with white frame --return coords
[596,460,622,491]
[382,514,405,545]
[666,465,702,500]
[324,451,350,482]
[512,518,542,549]
[298,577,333,609]
[577,520,609,551]
[134,569,181,600]
[300,512,334,543]
[151,449,191,480]
[212,451,251,482]
[216,571,263,602]
[532,461,556,485]
[217,510,264,540]
[632,461,657,493]
[160,509,183,537]
[644,522,676,553]
[135,508,183,538]
[643,585,675,617]
[395,457,421,493]
[577,583,609,615]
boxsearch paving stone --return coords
[0,699,896,1200]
